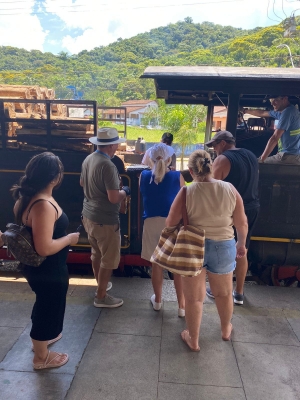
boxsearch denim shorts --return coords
[203,238,236,275]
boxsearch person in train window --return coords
[11,152,80,370]
[166,150,247,351]
[139,143,186,317]
[243,95,300,164]
[142,132,177,170]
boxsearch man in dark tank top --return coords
[205,130,260,305]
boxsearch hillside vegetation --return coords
[0,18,299,103]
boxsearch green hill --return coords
[0,18,299,102]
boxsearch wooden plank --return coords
[17,128,93,136]
[0,88,31,98]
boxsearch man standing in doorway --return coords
[243,95,300,164]
[80,127,130,308]
[205,131,260,305]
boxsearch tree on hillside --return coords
[144,102,206,169]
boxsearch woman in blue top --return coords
[140,143,185,316]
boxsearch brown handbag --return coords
[1,199,53,267]
[150,186,205,277]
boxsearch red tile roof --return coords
[121,100,157,106]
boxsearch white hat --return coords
[89,127,126,145]
[148,143,174,161]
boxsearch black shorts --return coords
[234,207,260,249]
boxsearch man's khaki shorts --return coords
[82,216,121,270]
[264,152,300,165]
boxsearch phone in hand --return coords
[76,224,83,233]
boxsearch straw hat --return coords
[89,127,126,145]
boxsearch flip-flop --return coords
[32,333,62,352]
[181,330,200,352]
[222,323,233,341]
[33,351,69,370]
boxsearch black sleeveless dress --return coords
[22,212,70,341]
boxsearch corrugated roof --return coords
[141,66,300,80]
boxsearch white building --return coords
[121,100,158,126]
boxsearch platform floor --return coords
[0,273,299,400]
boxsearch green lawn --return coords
[126,126,206,143]
[98,121,205,143]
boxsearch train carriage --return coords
[1,67,300,285]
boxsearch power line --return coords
[273,0,284,21]
[282,0,288,17]
[0,0,247,15]
[267,0,282,22]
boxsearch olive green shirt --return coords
[81,152,120,225]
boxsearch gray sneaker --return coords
[94,294,124,308]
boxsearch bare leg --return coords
[207,272,233,339]
[181,271,206,350]
[96,268,112,299]
[32,339,67,365]
[151,263,163,303]
[173,274,185,310]
[235,252,248,294]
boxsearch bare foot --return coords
[222,323,233,341]
[181,330,200,352]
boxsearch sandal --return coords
[32,333,62,352]
[33,351,69,370]
[181,330,200,352]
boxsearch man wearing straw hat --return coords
[80,127,130,308]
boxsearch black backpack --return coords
[1,199,57,267]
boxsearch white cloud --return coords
[0,0,47,51]
[0,0,297,54]
[45,0,297,54]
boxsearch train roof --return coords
[141,66,300,106]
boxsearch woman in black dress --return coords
[11,152,79,370]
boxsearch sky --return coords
[0,0,299,55]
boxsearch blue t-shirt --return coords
[269,105,300,154]
[140,170,181,219]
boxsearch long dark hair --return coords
[11,152,64,224]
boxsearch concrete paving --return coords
[0,272,299,400]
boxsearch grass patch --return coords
[98,121,205,143]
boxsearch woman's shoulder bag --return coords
[151,186,205,277]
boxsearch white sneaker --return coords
[178,308,185,318]
[150,294,162,311]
